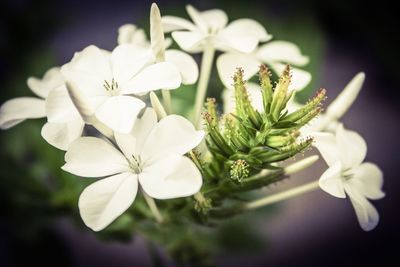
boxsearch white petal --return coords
[162,16,197,32]
[131,108,158,154]
[46,85,81,123]
[0,97,45,129]
[171,31,204,52]
[114,132,136,159]
[336,124,367,169]
[223,19,271,42]
[326,72,365,120]
[111,44,154,83]
[349,163,385,200]
[345,184,380,231]
[313,132,341,167]
[139,155,202,199]
[216,52,260,88]
[79,172,138,231]
[319,161,346,198]
[62,137,129,177]
[41,120,84,150]
[216,19,271,53]
[61,45,111,97]
[27,67,65,98]
[269,63,311,91]
[141,115,204,164]
[200,8,228,31]
[95,96,145,134]
[256,41,309,66]
[121,62,181,95]
[165,49,199,85]
[117,24,149,46]
[185,5,208,33]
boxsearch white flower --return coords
[62,108,204,231]
[0,67,63,129]
[61,44,182,133]
[314,124,384,231]
[162,5,271,53]
[217,41,311,91]
[118,24,198,85]
[42,83,85,150]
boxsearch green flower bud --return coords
[230,159,250,182]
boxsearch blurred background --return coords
[0,0,399,266]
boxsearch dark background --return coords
[0,0,399,266]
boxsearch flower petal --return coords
[114,132,136,159]
[313,132,341,167]
[223,19,271,42]
[326,72,365,121]
[345,183,380,231]
[269,63,311,91]
[62,137,129,177]
[117,24,148,46]
[336,124,367,169]
[185,5,208,33]
[162,16,197,32]
[61,45,111,97]
[216,19,271,53]
[111,44,154,83]
[319,161,346,198]
[79,172,138,231]
[95,96,145,134]
[256,41,309,66]
[0,97,46,129]
[46,85,81,123]
[200,8,228,31]
[165,49,199,84]
[171,31,204,52]
[141,115,204,164]
[349,162,385,200]
[139,155,202,199]
[131,108,158,155]
[27,67,65,98]
[121,62,181,95]
[41,120,84,150]
[216,52,260,88]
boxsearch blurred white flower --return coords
[61,44,182,133]
[314,124,384,231]
[0,67,63,129]
[162,5,271,53]
[217,41,311,91]
[62,108,204,231]
[118,24,198,85]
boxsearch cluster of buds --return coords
[201,65,325,201]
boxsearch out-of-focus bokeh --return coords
[0,0,399,266]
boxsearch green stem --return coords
[243,180,320,210]
[193,43,215,128]
[143,190,164,223]
[161,90,172,114]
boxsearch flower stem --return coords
[143,190,164,223]
[243,180,320,210]
[161,90,172,114]
[193,43,215,128]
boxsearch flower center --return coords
[129,155,142,174]
[103,78,120,96]
[342,169,354,181]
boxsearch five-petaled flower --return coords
[61,44,182,133]
[314,124,385,231]
[62,108,204,231]
[162,5,271,53]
